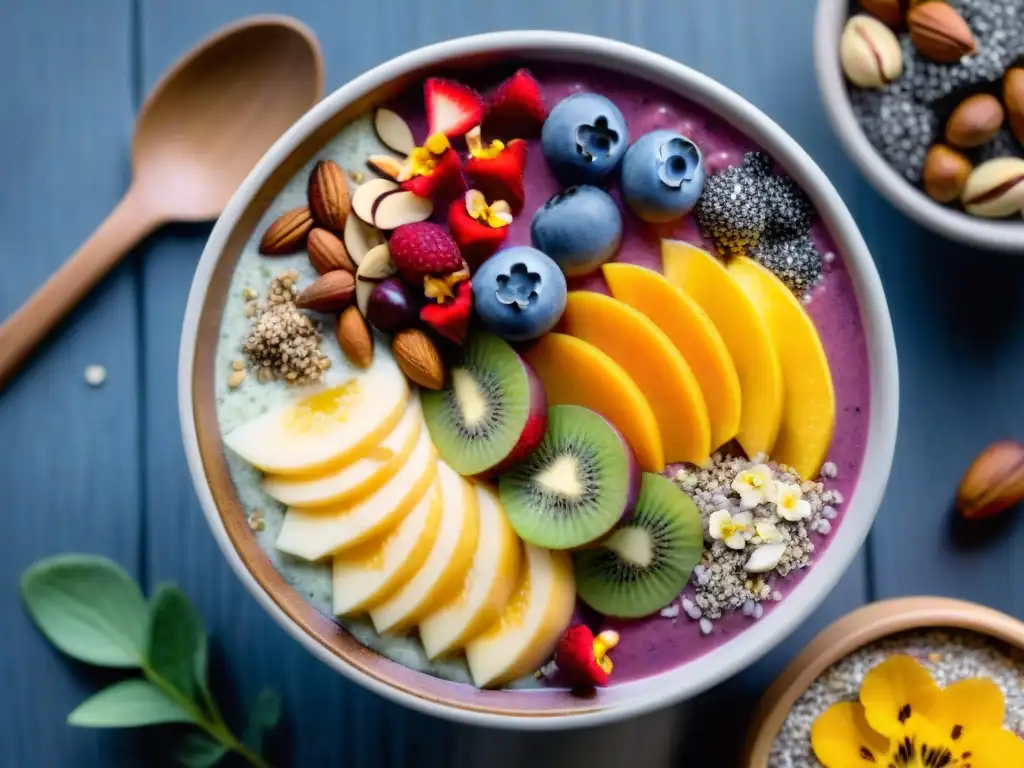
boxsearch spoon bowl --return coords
[0,15,323,387]
[134,17,324,221]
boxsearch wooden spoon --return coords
[0,15,323,387]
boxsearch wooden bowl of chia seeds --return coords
[744,596,1024,766]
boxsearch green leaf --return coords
[21,554,148,668]
[67,679,195,728]
[243,687,283,752]
[176,733,228,768]
[146,584,207,702]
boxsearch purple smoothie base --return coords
[388,65,871,686]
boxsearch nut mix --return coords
[843,0,1024,219]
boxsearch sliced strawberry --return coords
[554,625,610,689]
[482,68,548,139]
[464,139,528,214]
[420,281,472,345]
[448,197,510,271]
[388,222,463,285]
[400,149,466,203]
[425,78,484,138]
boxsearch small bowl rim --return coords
[813,0,1024,254]
[744,595,1024,766]
[178,29,900,729]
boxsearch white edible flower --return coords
[754,521,782,544]
[731,464,777,508]
[776,483,811,522]
[708,509,753,550]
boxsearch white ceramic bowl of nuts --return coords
[815,0,1024,253]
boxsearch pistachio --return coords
[859,0,907,27]
[945,93,1005,149]
[841,15,903,89]
[1005,68,1024,147]
[922,144,972,203]
[907,1,977,63]
[961,158,1024,218]
[957,440,1024,520]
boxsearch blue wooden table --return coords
[3,1,1022,765]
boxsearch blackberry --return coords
[851,88,939,183]
[694,152,770,255]
[751,235,822,297]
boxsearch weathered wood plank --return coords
[0,1,141,766]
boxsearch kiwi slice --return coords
[573,472,703,618]
[422,332,546,476]
[498,404,639,550]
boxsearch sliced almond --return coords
[367,154,405,181]
[373,190,434,230]
[352,178,399,225]
[355,243,395,316]
[343,214,384,266]
[374,108,416,156]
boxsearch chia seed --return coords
[770,629,1024,767]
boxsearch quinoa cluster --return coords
[671,456,842,631]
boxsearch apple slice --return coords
[331,477,443,615]
[261,399,422,509]
[343,212,384,266]
[373,190,433,230]
[352,178,398,225]
[465,544,575,688]
[418,484,521,659]
[374,108,415,156]
[223,352,408,475]
[370,462,480,634]
[275,428,438,560]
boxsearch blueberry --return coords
[541,93,629,185]
[471,246,567,342]
[530,185,622,277]
[621,130,706,223]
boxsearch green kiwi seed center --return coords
[605,527,654,568]
[449,366,504,438]
[528,438,599,515]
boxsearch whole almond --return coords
[957,440,1024,520]
[922,144,972,203]
[961,157,1024,218]
[840,15,903,89]
[1005,68,1024,146]
[308,160,351,231]
[307,228,355,275]
[945,93,1005,149]
[336,306,374,369]
[908,1,977,63]
[860,0,906,27]
[259,206,313,255]
[295,271,355,312]
[392,329,444,390]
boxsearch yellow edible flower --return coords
[811,654,1024,767]
[731,463,777,509]
[708,509,753,550]
[776,483,811,522]
[754,521,782,544]
[400,132,451,180]
[465,189,513,229]
[423,268,469,305]
[466,125,505,159]
[593,630,619,675]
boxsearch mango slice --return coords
[728,256,835,478]
[523,333,664,472]
[661,240,783,458]
[603,263,741,451]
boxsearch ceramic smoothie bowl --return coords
[178,31,899,729]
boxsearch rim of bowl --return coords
[814,0,1024,254]
[178,30,900,730]
[744,596,1024,766]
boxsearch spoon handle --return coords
[0,185,159,388]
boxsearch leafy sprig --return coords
[20,554,281,768]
